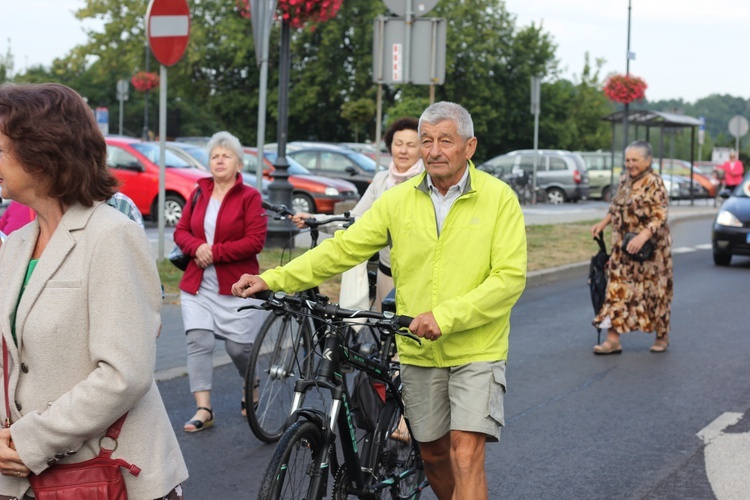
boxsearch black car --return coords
[273,142,381,195]
[711,178,750,266]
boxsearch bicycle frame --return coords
[282,311,424,498]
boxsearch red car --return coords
[105,137,210,226]
[243,148,360,214]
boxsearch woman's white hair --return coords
[207,131,244,163]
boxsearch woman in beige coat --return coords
[0,83,187,499]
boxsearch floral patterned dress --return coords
[593,169,673,338]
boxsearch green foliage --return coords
[8,0,749,164]
[0,43,13,83]
[385,96,431,127]
[341,98,376,141]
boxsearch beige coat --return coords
[0,203,188,499]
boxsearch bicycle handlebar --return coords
[261,201,354,229]
[249,290,421,344]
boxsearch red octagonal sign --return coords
[147,0,191,67]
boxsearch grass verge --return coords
[159,219,611,302]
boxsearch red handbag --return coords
[3,338,141,499]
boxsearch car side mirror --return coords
[115,161,144,172]
[719,188,732,199]
[345,165,357,175]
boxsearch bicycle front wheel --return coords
[258,420,324,500]
[246,312,314,443]
[366,394,426,499]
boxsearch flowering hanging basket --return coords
[603,74,647,104]
[237,0,342,28]
[131,72,160,93]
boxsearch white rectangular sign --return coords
[150,15,190,37]
[392,43,402,82]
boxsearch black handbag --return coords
[621,232,655,261]
[168,245,190,271]
[168,188,201,271]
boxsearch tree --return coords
[341,98,375,142]
[0,42,13,83]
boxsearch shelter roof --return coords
[602,109,702,128]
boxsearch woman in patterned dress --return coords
[590,140,673,354]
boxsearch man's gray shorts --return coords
[400,360,506,443]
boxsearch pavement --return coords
[153,198,720,382]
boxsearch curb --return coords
[525,211,715,288]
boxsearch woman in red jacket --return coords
[173,131,267,432]
[720,150,745,190]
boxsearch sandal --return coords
[650,337,669,353]
[184,407,214,433]
[593,339,622,355]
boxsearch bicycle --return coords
[244,291,429,500]
[245,202,380,443]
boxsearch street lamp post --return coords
[266,19,297,247]
[142,40,151,141]
[623,0,632,150]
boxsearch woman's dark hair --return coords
[384,117,419,152]
[0,83,118,206]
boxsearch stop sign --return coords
[147,0,191,67]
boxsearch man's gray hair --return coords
[207,131,245,163]
[626,140,652,160]
[419,101,474,140]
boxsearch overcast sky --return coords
[1,0,747,103]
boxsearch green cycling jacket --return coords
[260,161,527,367]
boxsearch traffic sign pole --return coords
[146,0,190,260]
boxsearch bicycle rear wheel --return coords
[258,420,324,500]
[246,312,314,443]
[366,390,426,499]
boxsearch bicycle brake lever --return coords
[398,328,422,345]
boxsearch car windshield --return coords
[263,152,311,175]
[177,145,209,166]
[131,143,193,168]
[349,151,379,172]
[735,180,750,198]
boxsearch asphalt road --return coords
[154,216,750,499]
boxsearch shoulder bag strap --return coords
[2,337,10,428]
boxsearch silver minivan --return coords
[478,149,590,204]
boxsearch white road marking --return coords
[698,412,749,500]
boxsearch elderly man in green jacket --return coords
[233,101,526,500]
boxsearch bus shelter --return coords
[602,109,703,204]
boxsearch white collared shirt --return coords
[426,164,470,235]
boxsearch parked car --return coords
[576,151,622,202]
[163,141,270,199]
[243,148,359,214]
[654,158,719,197]
[267,142,381,195]
[711,176,750,266]
[661,174,707,200]
[478,149,590,204]
[338,142,392,167]
[105,137,210,226]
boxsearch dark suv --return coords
[269,142,381,195]
[478,149,590,204]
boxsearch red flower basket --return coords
[236,0,342,28]
[603,74,647,104]
[131,72,160,93]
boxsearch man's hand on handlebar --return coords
[231,274,270,298]
[409,312,442,341]
[291,212,313,229]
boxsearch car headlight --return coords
[324,187,340,196]
[716,210,743,227]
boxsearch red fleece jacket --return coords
[174,174,267,295]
